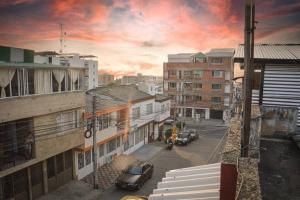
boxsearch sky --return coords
[0,0,299,78]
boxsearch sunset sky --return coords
[0,0,299,77]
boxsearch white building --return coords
[74,85,163,179]
[138,82,163,96]
[154,95,171,140]
[34,52,98,90]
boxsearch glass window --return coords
[85,150,91,165]
[212,70,222,77]
[56,110,78,132]
[193,83,202,89]
[194,96,202,101]
[78,153,84,169]
[99,145,104,157]
[146,103,153,115]
[169,70,176,76]
[168,82,176,89]
[212,84,222,89]
[211,58,223,64]
[31,162,43,186]
[56,153,64,173]
[107,139,116,153]
[211,97,222,103]
[132,107,140,120]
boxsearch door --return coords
[210,109,223,119]
[30,162,44,199]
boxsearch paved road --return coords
[95,124,227,200]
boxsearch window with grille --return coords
[211,97,222,103]
[107,139,116,153]
[99,145,104,157]
[211,58,223,64]
[78,153,84,169]
[212,70,223,77]
[85,150,91,165]
[212,84,222,89]
[146,103,153,115]
[132,107,140,120]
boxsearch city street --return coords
[95,122,227,200]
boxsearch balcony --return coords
[0,118,35,171]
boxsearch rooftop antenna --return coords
[59,23,67,54]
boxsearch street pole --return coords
[241,0,254,157]
[92,95,98,189]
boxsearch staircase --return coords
[149,163,221,200]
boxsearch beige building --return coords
[0,46,86,200]
[98,73,114,86]
[164,49,234,121]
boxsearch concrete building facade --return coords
[163,49,234,122]
[0,46,86,200]
[74,85,167,180]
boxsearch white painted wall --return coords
[154,100,170,122]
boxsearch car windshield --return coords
[127,167,142,175]
[178,133,188,138]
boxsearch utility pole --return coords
[92,95,98,189]
[241,0,255,157]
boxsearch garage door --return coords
[210,110,223,119]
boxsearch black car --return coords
[175,132,192,145]
[115,162,153,190]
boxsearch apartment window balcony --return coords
[0,118,35,171]
[0,68,85,100]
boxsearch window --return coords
[212,70,222,77]
[107,139,116,153]
[211,58,223,64]
[78,153,84,169]
[211,97,222,103]
[146,103,153,115]
[56,110,78,133]
[135,130,140,145]
[56,153,64,173]
[161,104,166,113]
[132,107,140,120]
[212,84,222,89]
[97,113,112,131]
[193,83,202,89]
[169,70,176,76]
[30,163,43,186]
[184,70,192,76]
[168,82,176,89]
[85,150,91,165]
[47,157,55,178]
[193,70,203,77]
[99,145,104,157]
[184,83,192,89]
[194,96,202,101]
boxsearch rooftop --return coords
[92,85,154,103]
[234,43,300,64]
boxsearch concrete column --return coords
[42,160,48,194]
[205,108,210,119]
[27,167,33,200]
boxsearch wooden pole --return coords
[241,0,254,157]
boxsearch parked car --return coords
[189,129,199,141]
[175,132,192,145]
[120,196,148,200]
[115,162,153,190]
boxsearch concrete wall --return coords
[0,91,85,123]
[34,110,84,160]
[261,106,298,137]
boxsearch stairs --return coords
[149,163,221,200]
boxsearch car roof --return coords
[120,195,148,200]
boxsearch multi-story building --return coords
[163,49,234,122]
[0,46,86,199]
[35,52,98,89]
[74,85,165,179]
[154,95,171,139]
[121,73,163,85]
[98,73,114,86]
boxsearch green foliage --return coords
[176,122,185,130]
[164,128,172,138]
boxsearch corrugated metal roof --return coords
[234,44,300,62]
[0,61,84,69]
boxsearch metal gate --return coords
[263,65,300,126]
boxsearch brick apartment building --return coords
[163,49,234,121]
